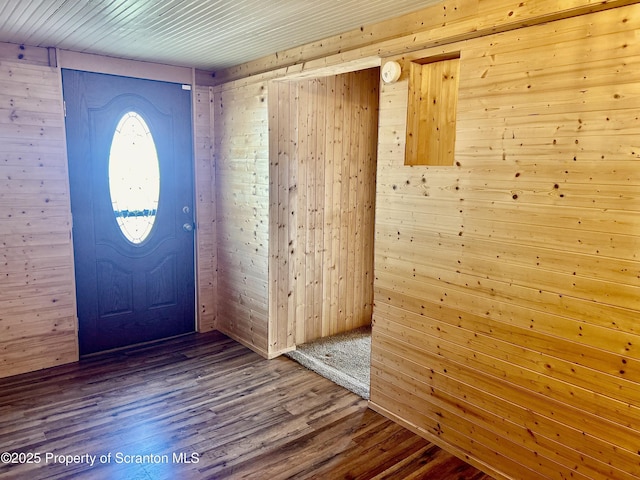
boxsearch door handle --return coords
[183,223,194,232]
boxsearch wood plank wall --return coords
[370,4,640,479]
[268,69,379,351]
[194,85,217,332]
[0,57,79,378]
[210,0,633,85]
[211,81,271,357]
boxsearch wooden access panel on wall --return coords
[405,54,460,166]
[269,68,380,351]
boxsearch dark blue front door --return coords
[63,70,195,355]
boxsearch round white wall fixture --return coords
[381,61,402,84]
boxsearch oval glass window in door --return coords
[108,111,160,244]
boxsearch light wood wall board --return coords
[266,79,293,354]
[212,81,271,357]
[369,3,640,479]
[0,60,78,379]
[0,42,51,66]
[268,69,379,351]
[211,0,634,86]
[194,86,217,332]
[371,334,639,480]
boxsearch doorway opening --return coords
[269,67,380,396]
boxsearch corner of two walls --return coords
[206,69,380,358]
[201,80,271,357]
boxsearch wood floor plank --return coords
[0,331,494,479]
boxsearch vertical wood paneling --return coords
[267,79,295,354]
[328,74,343,337]
[370,4,640,480]
[194,85,216,332]
[406,56,460,166]
[0,61,78,378]
[269,79,297,351]
[213,81,270,357]
[269,69,380,351]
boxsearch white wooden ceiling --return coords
[0,0,441,71]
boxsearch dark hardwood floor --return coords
[0,331,494,479]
